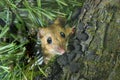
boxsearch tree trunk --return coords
[76,0,120,80]
[43,0,120,80]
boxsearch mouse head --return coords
[38,18,75,57]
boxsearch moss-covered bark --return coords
[38,0,120,80]
[79,0,120,79]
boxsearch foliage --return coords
[0,0,83,79]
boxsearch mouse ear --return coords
[66,26,76,36]
[54,17,66,26]
[71,26,76,34]
[37,28,45,38]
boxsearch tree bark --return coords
[43,0,120,80]
[76,0,120,80]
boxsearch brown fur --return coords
[38,18,74,64]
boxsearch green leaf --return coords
[56,0,68,6]
[0,25,9,38]
[0,66,10,73]
[37,0,41,7]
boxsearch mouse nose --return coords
[60,48,65,54]
[57,47,65,54]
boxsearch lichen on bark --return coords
[39,0,120,80]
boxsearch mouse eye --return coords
[60,32,65,38]
[47,37,52,44]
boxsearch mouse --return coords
[37,17,75,64]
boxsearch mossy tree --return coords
[55,0,120,80]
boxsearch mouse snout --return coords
[56,47,65,55]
